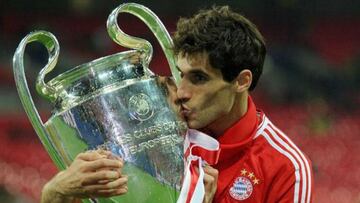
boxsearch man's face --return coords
[176,52,238,132]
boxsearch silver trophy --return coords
[13,3,186,203]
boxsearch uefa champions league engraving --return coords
[13,3,185,203]
[128,93,155,121]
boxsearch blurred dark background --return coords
[0,0,359,202]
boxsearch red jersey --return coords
[213,97,313,203]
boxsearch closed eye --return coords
[189,72,209,84]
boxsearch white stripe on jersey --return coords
[255,113,267,138]
[267,121,312,203]
[255,116,311,203]
[262,131,301,203]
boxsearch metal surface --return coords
[45,77,186,202]
[13,3,186,203]
[12,31,65,170]
[107,3,181,85]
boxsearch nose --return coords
[176,81,191,105]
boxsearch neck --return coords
[201,92,249,137]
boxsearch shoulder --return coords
[251,112,313,202]
[253,113,312,171]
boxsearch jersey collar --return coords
[216,96,259,164]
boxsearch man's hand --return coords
[41,150,127,203]
[203,165,218,203]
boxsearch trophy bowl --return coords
[44,50,186,203]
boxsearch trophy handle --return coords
[107,3,181,85]
[13,31,65,170]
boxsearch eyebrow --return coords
[188,69,208,75]
[176,66,209,76]
[176,66,210,77]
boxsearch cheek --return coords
[199,89,235,117]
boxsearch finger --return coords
[203,173,217,202]
[96,151,124,166]
[92,186,128,198]
[76,151,108,161]
[193,165,218,187]
[98,186,128,195]
[84,176,128,192]
[194,165,218,178]
[99,166,123,178]
[203,165,219,179]
[97,179,111,184]
[84,158,123,171]
[81,170,121,186]
[96,150,112,157]
[104,176,128,189]
[203,173,216,186]
[107,153,124,162]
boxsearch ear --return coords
[234,69,252,93]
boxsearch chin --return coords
[185,120,196,129]
[186,120,205,130]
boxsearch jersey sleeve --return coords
[266,160,313,203]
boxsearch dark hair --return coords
[173,6,266,91]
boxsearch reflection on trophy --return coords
[13,3,185,203]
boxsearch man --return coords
[172,5,313,203]
[41,5,313,203]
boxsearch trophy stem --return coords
[107,3,181,86]
[13,31,65,170]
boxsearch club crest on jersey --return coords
[229,168,260,201]
[229,176,253,200]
